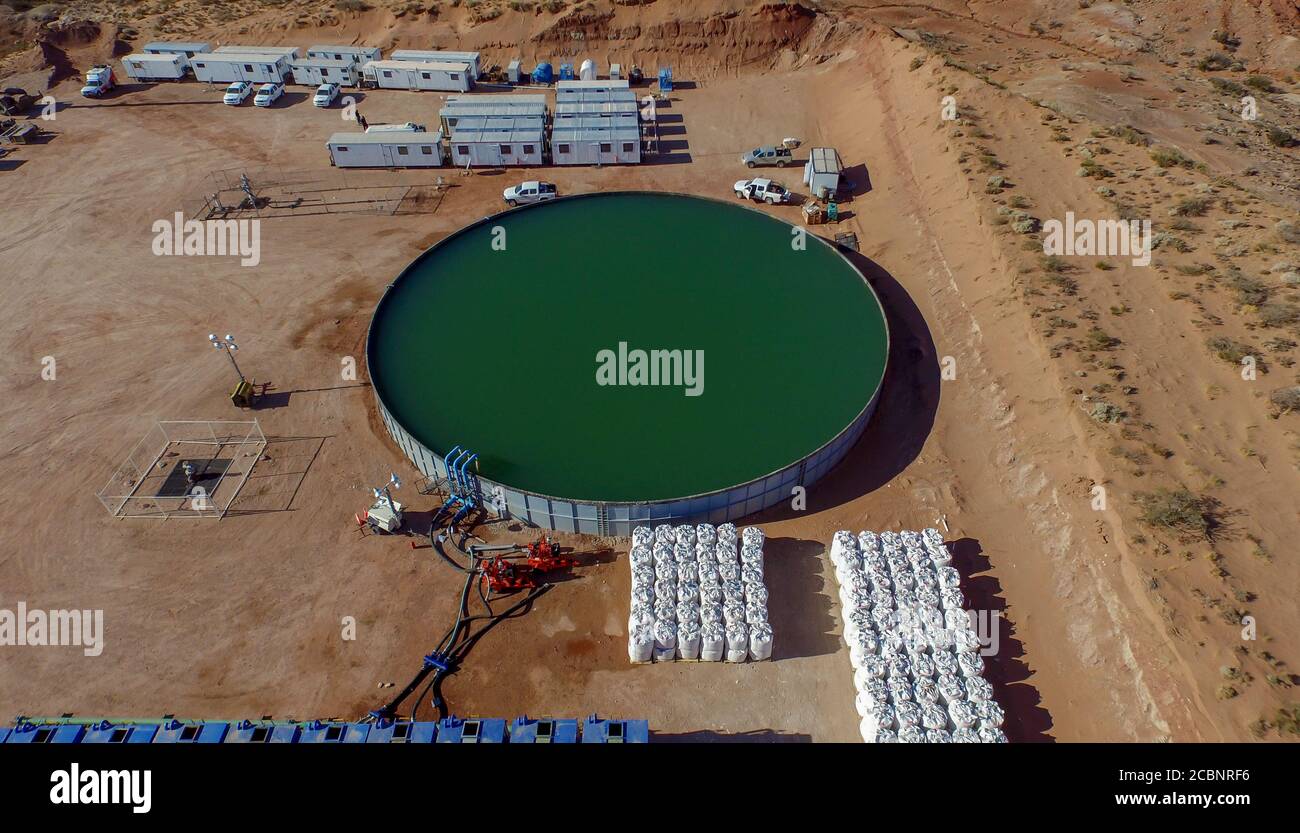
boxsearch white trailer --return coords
[120,52,185,81]
[140,41,211,71]
[555,79,630,98]
[449,119,545,167]
[362,60,471,92]
[803,146,844,200]
[440,94,547,132]
[389,50,481,80]
[214,45,301,60]
[191,52,293,84]
[290,58,359,87]
[554,100,639,119]
[550,123,641,166]
[306,45,382,66]
[326,131,446,168]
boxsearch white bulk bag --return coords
[952,727,980,743]
[748,622,773,661]
[700,621,725,661]
[958,650,985,678]
[965,675,994,703]
[652,620,677,661]
[976,698,1005,729]
[898,725,925,744]
[677,623,702,660]
[913,678,939,705]
[948,699,978,729]
[925,729,953,743]
[921,703,949,731]
[725,623,748,662]
[978,726,1008,743]
[628,623,654,663]
[937,673,965,705]
[741,526,764,548]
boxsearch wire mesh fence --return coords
[97,419,268,519]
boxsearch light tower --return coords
[208,333,244,383]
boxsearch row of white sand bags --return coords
[830,529,1008,743]
[628,523,773,663]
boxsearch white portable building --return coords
[554,100,639,119]
[191,52,293,84]
[804,147,844,199]
[120,52,185,81]
[290,58,359,87]
[306,45,382,66]
[389,50,481,80]
[448,118,545,167]
[140,41,211,71]
[550,123,641,166]
[555,79,630,98]
[439,94,548,132]
[362,60,472,92]
[326,130,446,168]
[214,45,301,59]
[507,60,523,84]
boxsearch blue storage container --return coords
[581,714,649,743]
[559,62,575,80]
[531,62,553,84]
[365,719,438,743]
[224,719,300,743]
[509,716,579,744]
[152,719,228,743]
[436,716,506,744]
[6,722,87,744]
[657,67,673,92]
[82,721,159,744]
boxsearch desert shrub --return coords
[1135,488,1221,540]
[1151,146,1193,168]
[1173,196,1212,216]
[335,0,371,9]
[1270,386,1300,413]
[1208,77,1244,95]
[1258,302,1300,327]
[1106,124,1149,146]
[1265,126,1296,148]
[1085,326,1120,350]
[1206,336,1252,363]
[1228,273,1270,306]
[1244,76,1274,92]
[1197,52,1232,71]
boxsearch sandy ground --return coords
[1,1,1298,742]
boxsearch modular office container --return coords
[327,131,446,168]
[550,123,641,165]
[306,45,382,66]
[192,52,292,84]
[214,45,301,59]
[449,118,545,167]
[389,49,481,80]
[120,52,185,81]
[141,41,210,70]
[290,57,359,87]
[363,60,471,92]
[555,79,630,98]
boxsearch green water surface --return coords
[367,192,887,502]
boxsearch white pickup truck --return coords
[503,181,558,207]
[734,178,794,205]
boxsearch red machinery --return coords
[479,538,578,594]
[526,537,579,572]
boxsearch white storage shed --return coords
[550,123,641,166]
[390,50,481,80]
[804,147,844,200]
[140,41,211,71]
[449,118,545,167]
[290,58,359,87]
[120,52,185,81]
[362,60,472,92]
[326,131,446,168]
[191,51,293,84]
[307,45,382,66]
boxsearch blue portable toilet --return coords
[581,714,649,744]
[83,720,159,744]
[509,716,579,744]
[436,716,506,744]
[531,62,553,84]
[365,718,438,744]
[657,67,673,92]
[152,719,228,743]
[224,719,300,743]
[7,722,87,744]
[559,62,575,80]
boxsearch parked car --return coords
[503,181,558,207]
[312,83,339,107]
[741,145,793,168]
[223,81,253,105]
[734,178,794,205]
[253,82,284,107]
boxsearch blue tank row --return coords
[4,715,649,744]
